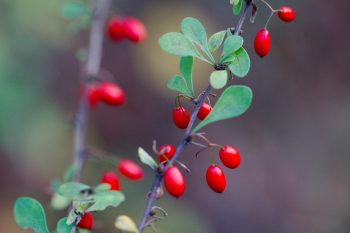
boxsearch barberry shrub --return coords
[13,0,295,233]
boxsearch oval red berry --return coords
[172,107,190,129]
[123,17,147,43]
[164,166,185,198]
[254,29,271,58]
[197,103,212,121]
[98,82,125,106]
[86,85,100,108]
[107,17,126,41]
[77,212,94,230]
[206,164,226,193]
[158,144,176,163]
[118,159,144,181]
[219,146,240,169]
[100,171,121,191]
[278,6,295,22]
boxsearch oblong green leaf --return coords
[209,71,228,89]
[159,32,200,57]
[181,17,214,62]
[220,35,243,63]
[227,48,250,78]
[167,75,193,97]
[50,193,72,210]
[180,56,195,96]
[208,31,226,52]
[193,85,253,132]
[58,182,90,198]
[233,0,244,15]
[86,191,125,212]
[14,197,50,233]
[57,217,77,233]
[138,147,157,170]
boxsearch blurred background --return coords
[1,0,350,232]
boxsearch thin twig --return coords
[72,0,111,182]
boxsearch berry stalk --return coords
[73,0,111,182]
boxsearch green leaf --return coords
[209,71,228,89]
[14,197,50,233]
[180,56,195,96]
[233,0,244,15]
[167,75,192,97]
[115,215,139,233]
[227,48,250,78]
[208,31,226,52]
[57,218,77,233]
[181,17,214,62]
[232,0,240,5]
[58,182,90,198]
[193,85,253,132]
[94,183,111,192]
[159,32,200,58]
[219,35,243,63]
[50,193,72,210]
[138,147,158,170]
[86,191,125,212]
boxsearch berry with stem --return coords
[158,144,176,163]
[77,212,94,230]
[123,17,147,43]
[164,166,185,198]
[254,29,271,58]
[206,164,226,193]
[101,171,121,190]
[278,6,296,22]
[172,106,190,129]
[98,82,125,106]
[197,103,212,120]
[107,17,125,41]
[219,146,240,169]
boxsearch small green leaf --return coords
[181,17,214,62]
[14,197,50,233]
[209,71,228,89]
[57,217,77,233]
[58,182,90,198]
[180,56,195,96]
[219,35,243,63]
[159,32,200,58]
[115,215,139,233]
[233,0,244,15]
[138,147,157,170]
[208,31,226,52]
[86,191,125,212]
[232,0,240,5]
[94,183,111,192]
[50,193,72,210]
[227,48,250,78]
[167,75,192,97]
[193,85,253,132]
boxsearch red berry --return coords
[158,144,176,163]
[107,17,126,41]
[118,159,144,181]
[86,85,100,108]
[98,82,125,106]
[123,17,147,43]
[206,164,226,193]
[254,29,271,58]
[77,213,94,230]
[172,107,190,129]
[164,166,185,198]
[197,103,212,120]
[278,6,295,22]
[219,146,240,169]
[101,172,121,191]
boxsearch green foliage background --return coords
[1,0,350,233]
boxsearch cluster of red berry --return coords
[172,102,212,129]
[107,16,147,43]
[77,159,144,230]
[86,82,125,108]
[157,143,240,196]
[254,6,295,57]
